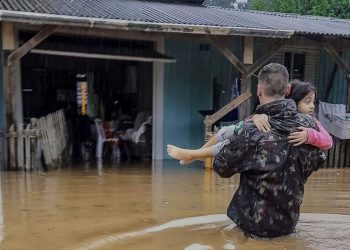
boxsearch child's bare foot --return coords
[180,159,194,165]
[167,144,193,162]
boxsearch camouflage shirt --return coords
[213,99,326,237]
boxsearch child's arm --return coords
[306,120,333,150]
[249,114,271,132]
[287,120,333,150]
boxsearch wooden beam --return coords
[204,91,252,127]
[245,40,286,78]
[6,25,59,126]
[7,25,59,65]
[17,24,163,42]
[210,36,247,75]
[323,42,350,77]
[30,49,176,63]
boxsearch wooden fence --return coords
[6,109,69,170]
[324,136,350,168]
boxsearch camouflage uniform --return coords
[213,99,326,238]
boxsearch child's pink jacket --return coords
[307,120,333,150]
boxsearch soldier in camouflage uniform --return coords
[213,63,326,238]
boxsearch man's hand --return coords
[287,127,308,146]
[252,114,270,132]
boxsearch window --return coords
[284,52,306,81]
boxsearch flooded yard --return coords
[0,161,349,249]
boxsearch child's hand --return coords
[252,114,270,132]
[287,127,308,146]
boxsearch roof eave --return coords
[0,10,294,39]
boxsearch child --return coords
[167,81,332,164]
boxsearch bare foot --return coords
[180,159,193,165]
[167,144,193,162]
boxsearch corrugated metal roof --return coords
[0,0,349,38]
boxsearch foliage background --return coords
[204,0,350,19]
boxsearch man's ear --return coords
[284,84,291,97]
[257,83,262,97]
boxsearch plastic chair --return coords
[94,119,120,159]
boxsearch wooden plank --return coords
[323,42,350,76]
[346,140,350,168]
[334,138,341,168]
[17,124,24,169]
[30,118,39,170]
[210,36,247,75]
[7,25,59,64]
[38,117,49,165]
[17,24,163,42]
[245,40,286,78]
[8,124,16,169]
[204,91,252,127]
[25,124,31,170]
[30,49,176,63]
[46,114,55,166]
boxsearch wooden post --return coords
[240,37,254,120]
[347,77,350,112]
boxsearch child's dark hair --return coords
[287,80,316,104]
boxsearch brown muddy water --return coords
[0,160,349,250]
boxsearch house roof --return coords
[0,0,350,39]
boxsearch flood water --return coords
[0,160,349,250]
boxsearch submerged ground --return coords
[0,160,349,249]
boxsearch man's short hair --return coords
[258,63,289,97]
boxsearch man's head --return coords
[257,63,290,104]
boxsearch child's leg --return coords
[167,144,214,162]
[179,140,227,165]
[211,140,226,157]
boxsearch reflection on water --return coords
[83,213,350,250]
[0,160,349,249]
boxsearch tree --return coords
[247,0,350,19]
[204,0,236,8]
